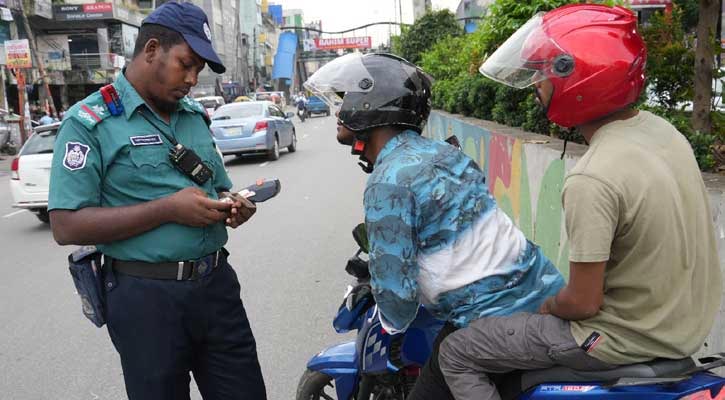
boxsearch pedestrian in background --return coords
[38,111,54,125]
[47,3,267,400]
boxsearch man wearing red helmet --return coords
[436,4,722,400]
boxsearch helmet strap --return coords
[358,156,374,174]
[351,139,374,173]
[351,139,366,155]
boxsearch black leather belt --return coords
[108,248,228,281]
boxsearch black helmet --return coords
[304,53,433,134]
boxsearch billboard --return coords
[4,39,31,69]
[313,37,371,51]
[53,3,113,21]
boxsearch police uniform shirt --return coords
[48,71,232,262]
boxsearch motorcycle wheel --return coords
[296,369,337,400]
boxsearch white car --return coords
[195,96,226,117]
[9,123,60,223]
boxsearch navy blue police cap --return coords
[143,2,226,74]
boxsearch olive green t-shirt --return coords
[564,111,722,365]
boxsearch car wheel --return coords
[36,208,50,224]
[288,131,297,153]
[325,110,330,117]
[268,136,280,161]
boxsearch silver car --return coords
[210,101,297,161]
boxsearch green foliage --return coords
[672,0,699,32]
[476,0,571,55]
[391,10,462,65]
[641,7,695,111]
[420,35,468,81]
[417,0,719,172]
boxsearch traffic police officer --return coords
[48,3,267,399]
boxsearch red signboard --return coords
[314,37,372,50]
[83,3,112,13]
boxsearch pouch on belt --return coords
[68,245,106,328]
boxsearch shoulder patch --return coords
[63,141,91,171]
[67,92,112,130]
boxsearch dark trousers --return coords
[407,323,457,400]
[104,259,267,400]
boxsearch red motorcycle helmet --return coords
[480,4,647,128]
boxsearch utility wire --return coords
[279,17,485,35]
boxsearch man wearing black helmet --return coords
[304,53,565,398]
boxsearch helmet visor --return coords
[479,12,564,89]
[304,53,375,114]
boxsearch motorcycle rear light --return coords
[254,121,268,132]
[680,386,725,400]
[10,157,19,180]
[380,327,388,335]
[403,366,421,377]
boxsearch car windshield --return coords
[212,104,264,120]
[309,96,323,102]
[20,129,57,155]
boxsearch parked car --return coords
[9,122,61,223]
[210,101,297,161]
[305,95,331,117]
[195,96,226,117]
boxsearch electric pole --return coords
[18,0,58,119]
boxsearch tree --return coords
[691,0,720,133]
[642,7,695,111]
[391,10,462,65]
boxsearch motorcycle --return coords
[297,106,307,123]
[296,223,725,400]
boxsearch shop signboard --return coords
[53,3,113,21]
[4,39,31,69]
[313,37,372,51]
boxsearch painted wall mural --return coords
[425,112,571,278]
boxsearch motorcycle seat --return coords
[518,357,696,391]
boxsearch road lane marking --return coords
[2,209,27,218]
[259,162,269,167]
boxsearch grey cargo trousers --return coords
[438,313,613,400]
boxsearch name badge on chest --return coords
[129,134,163,146]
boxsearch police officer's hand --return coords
[222,192,256,228]
[165,187,231,227]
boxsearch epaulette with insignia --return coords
[67,91,113,131]
[180,96,211,126]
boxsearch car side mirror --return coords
[352,223,369,254]
[285,112,294,119]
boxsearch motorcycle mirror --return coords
[352,223,369,254]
